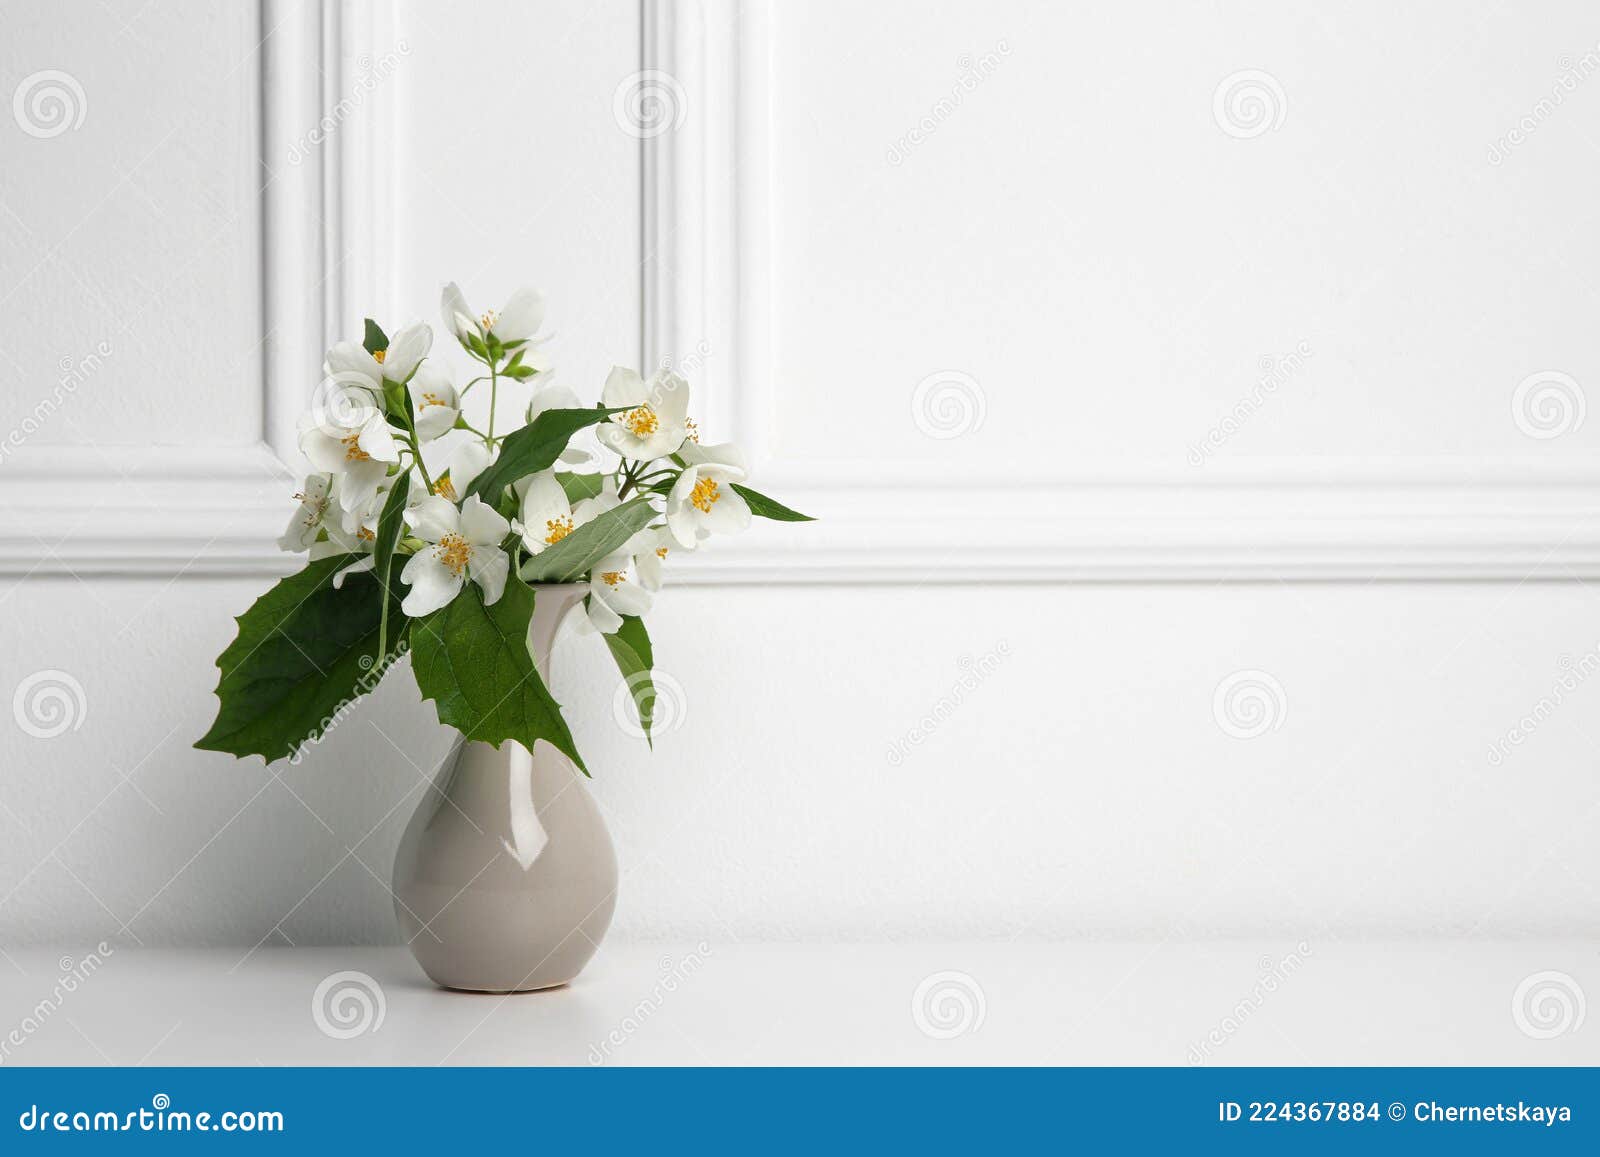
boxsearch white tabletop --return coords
[0,941,1592,1066]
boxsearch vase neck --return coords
[525,583,586,683]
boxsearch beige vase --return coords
[391,583,618,992]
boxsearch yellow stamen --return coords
[436,532,471,577]
[373,349,387,365]
[655,546,669,559]
[480,310,498,332]
[622,405,659,438]
[341,432,370,462]
[600,571,625,587]
[684,418,700,443]
[434,474,457,501]
[690,476,720,513]
[357,526,375,543]
[544,515,574,545]
[421,391,445,408]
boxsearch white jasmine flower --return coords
[316,475,432,590]
[584,550,651,635]
[278,474,333,552]
[512,473,619,557]
[431,440,494,503]
[407,362,459,442]
[324,321,433,390]
[331,470,404,548]
[596,366,689,461]
[304,323,436,513]
[307,474,386,584]
[441,282,547,346]
[400,494,512,617]
[665,441,750,548]
[513,471,580,557]
[297,406,399,514]
[626,525,676,592]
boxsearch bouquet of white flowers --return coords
[196,282,810,769]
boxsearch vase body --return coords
[392,583,617,992]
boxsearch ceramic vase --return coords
[392,583,617,992]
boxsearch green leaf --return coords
[195,555,404,763]
[491,487,520,523]
[409,581,587,773]
[502,348,540,379]
[519,497,657,583]
[556,472,605,503]
[466,407,621,505]
[603,615,656,745]
[363,318,389,355]
[731,482,814,522]
[373,472,411,661]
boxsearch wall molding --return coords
[0,445,297,578]
[640,0,1600,583]
[5,0,1600,582]
[262,0,400,465]
[0,0,396,578]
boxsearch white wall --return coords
[2,0,1598,948]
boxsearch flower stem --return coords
[485,358,500,447]
[617,459,640,500]
[402,437,434,494]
